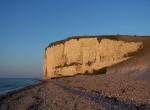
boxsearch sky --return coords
[0,0,150,78]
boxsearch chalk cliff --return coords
[43,36,143,79]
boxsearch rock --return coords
[43,36,143,79]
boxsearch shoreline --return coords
[0,79,45,98]
[0,75,150,110]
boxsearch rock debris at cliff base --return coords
[0,74,150,110]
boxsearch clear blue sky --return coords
[0,0,150,78]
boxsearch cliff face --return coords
[44,37,143,79]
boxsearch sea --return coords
[0,78,39,95]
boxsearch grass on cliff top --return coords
[47,34,146,48]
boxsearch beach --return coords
[0,74,150,110]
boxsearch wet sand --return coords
[0,74,150,110]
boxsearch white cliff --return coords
[43,37,143,79]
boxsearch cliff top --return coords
[46,35,149,48]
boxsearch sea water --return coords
[0,78,39,95]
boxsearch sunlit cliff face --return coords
[43,37,143,79]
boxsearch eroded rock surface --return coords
[44,37,143,79]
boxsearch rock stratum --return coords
[43,36,144,79]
